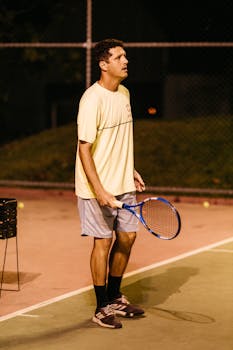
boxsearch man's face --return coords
[103,46,128,81]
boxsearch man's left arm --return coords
[134,169,146,192]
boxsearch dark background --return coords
[0,0,233,143]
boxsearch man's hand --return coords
[95,189,117,208]
[134,169,146,192]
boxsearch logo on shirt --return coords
[126,104,132,120]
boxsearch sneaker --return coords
[92,305,122,329]
[109,295,145,318]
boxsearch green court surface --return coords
[0,239,232,350]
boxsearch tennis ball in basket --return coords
[203,201,210,208]
[18,202,24,209]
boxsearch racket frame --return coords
[115,197,181,240]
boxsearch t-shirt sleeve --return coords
[77,92,99,144]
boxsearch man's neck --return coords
[98,77,121,92]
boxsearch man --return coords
[75,38,145,329]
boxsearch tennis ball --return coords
[18,201,24,209]
[203,201,210,208]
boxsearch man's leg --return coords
[108,231,136,300]
[91,237,123,328]
[109,231,136,275]
[91,237,112,308]
[107,231,144,317]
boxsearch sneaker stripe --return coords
[111,304,126,311]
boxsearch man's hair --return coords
[94,38,124,63]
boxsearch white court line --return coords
[0,236,233,323]
[123,236,233,278]
[209,248,233,253]
[19,314,40,318]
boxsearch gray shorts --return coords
[77,192,138,238]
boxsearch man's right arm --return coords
[79,140,116,207]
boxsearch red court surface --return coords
[0,187,232,318]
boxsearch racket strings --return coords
[142,200,179,239]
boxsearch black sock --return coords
[107,274,122,301]
[94,285,109,311]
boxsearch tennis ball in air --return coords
[18,201,24,209]
[203,201,210,208]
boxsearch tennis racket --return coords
[114,197,181,240]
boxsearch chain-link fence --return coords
[0,44,232,192]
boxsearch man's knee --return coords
[93,237,112,255]
[116,231,136,250]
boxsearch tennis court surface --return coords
[0,187,232,349]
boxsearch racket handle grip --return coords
[113,200,124,208]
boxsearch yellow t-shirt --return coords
[75,82,136,198]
